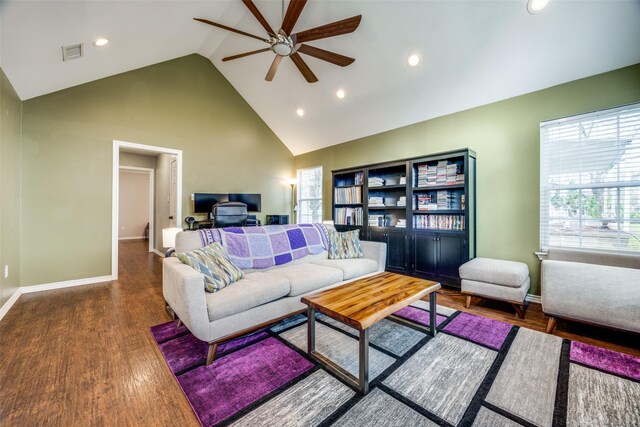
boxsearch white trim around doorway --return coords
[112,140,183,280]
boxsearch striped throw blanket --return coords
[198,224,329,269]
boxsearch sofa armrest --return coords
[162,257,210,341]
[361,240,387,272]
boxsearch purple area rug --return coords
[394,306,448,327]
[571,341,640,381]
[151,321,313,426]
[151,311,639,426]
[442,312,512,350]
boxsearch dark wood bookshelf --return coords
[332,148,476,288]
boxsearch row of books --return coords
[334,207,363,225]
[368,196,385,207]
[334,186,362,204]
[416,160,464,187]
[397,196,406,207]
[415,191,465,210]
[368,214,387,227]
[396,219,407,228]
[414,215,465,230]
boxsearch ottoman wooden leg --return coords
[465,295,472,309]
[512,303,526,319]
[545,317,557,334]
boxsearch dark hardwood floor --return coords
[1,239,638,425]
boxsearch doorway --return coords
[112,140,183,280]
[118,167,154,250]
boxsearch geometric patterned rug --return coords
[150,301,640,427]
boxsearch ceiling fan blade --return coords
[293,15,361,44]
[297,44,354,67]
[290,52,318,83]
[265,55,284,81]
[281,0,307,35]
[242,0,276,36]
[193,18,268,42]
[223,48,271,62]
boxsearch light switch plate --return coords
[3,265,8,279]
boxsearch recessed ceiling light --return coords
[407,54,420,67]
[93,38,109,47]
[296,108,305,117]
[336,89,346,99]
[527,0,550,14]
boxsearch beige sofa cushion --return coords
[272,264,343,296]
[205,272,290,321]
[311,258,378,280]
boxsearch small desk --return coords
[301,272,441,394]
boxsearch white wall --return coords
[119,170,150,239]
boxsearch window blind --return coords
[540,102,640,253]
[297,166,323,224]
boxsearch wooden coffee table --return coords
[301,272,441,394]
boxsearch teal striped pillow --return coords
[177,242,244,293]
[327,229,364,260]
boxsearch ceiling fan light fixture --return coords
[336,89,346,99]
[296,108,305,117]
[407,54,420,67]
[527,0,550,14]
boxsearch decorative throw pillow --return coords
[177,242,244,293]
[327,229,364,260]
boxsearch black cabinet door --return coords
[386,230,407,273]
[368,229,407,273]
[412,232,438,280]
[438,234,465,285]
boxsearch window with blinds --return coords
[540,103,640,253]
[297,166,323,224]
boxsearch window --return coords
[297,166,323,224]
[540,103,640,253]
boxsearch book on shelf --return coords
[395,219,407,228]
[397,196,406,207]
[368,214,387,227]
[354,171,364,185]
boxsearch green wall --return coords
[0,67,22,306]
[21,54,293,286]
[295,64,640,295]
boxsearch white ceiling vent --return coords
[62,43,83,61]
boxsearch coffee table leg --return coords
[307,307,315,354]
[429,292,438,337]
[359,328,369,394]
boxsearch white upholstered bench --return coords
[459,257,530,318]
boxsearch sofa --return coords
[163,228,387,365]
[541,248,640,334]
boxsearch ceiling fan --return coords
[194,0,361,83]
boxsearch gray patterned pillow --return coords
[177,242,244,293]
[327,229,364,260]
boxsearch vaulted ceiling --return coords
[2,1,639,155]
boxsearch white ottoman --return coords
[459,258,530,318]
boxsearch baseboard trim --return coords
[20,275,115,294]
[118,237,147,241]
[526,294,542,304]
[0,289,23,321]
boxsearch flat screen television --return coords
[193,193,228,215]
[229,193,261,212]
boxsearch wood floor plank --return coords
[0,240,638,425]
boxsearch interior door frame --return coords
[119,166,155,252]
[112,140,182,280]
